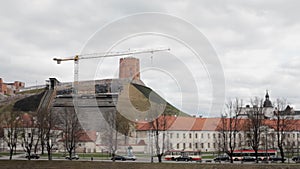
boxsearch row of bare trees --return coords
[217,97,294,163]
[0,107,82,161]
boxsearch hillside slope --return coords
[132,83,190,117]
[116,82,189,122]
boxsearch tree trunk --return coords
[229,153,233,163]
[47,146,52,160]
[41,141,45,155]
[9,149,13,160]
[254,149,259,163]
[279,146,285,163]
[157,153,162,163]
[69,149,73,161]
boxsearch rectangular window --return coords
[170,133,173,139]
[177,143,180,149]
[183,143,186,149]
[189,143,192,148]
[177,133,179,138]
[213,133,216,138]
[195,143,198,149]
[183,133,186,139]
[201,143,204,149]
[208,143,210,148]
[189,133,192,139]
[213,143,216,148]
[201,133,203,138]
[170,143,173,149]
[195,133,198,139]
[208,133,210,139]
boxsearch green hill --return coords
[116,82,190,122]
[132,83,190,117]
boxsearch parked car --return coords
[111,155,136,161]
[269,156,286,162]
[25,153,40,159]
[65,154,79,160]
[214,155,229,162]
[292,156,300,162]
[242,156,256,162]
[175,155,192,162]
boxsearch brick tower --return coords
[119,57,140,80]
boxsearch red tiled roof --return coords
[136,116,300,132]
[136,116,222,131]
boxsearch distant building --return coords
[238,91,278,119]
[0,78,25,95]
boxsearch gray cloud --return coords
[0,0,299,113]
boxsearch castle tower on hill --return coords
[119,57,140,80]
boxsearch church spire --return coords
[265,90,269,99]
[263,90,272,108]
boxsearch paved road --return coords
[1,154,297,165]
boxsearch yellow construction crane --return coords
[53,47,170,94]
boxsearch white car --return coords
[65,154,79,160]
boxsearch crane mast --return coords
[53,47,170,94]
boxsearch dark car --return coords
[25,153,40,159]
[292,156,300,162]
[175,155,192,162]
[65,154,79,160]
[269,156,286,162]
[242,156,256,162]
[111,155,136,161]
[214,155,229,162]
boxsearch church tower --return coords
[263,90,273,108]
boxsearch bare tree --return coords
[19,113,39,160]
[35,108,46,155]
[101,109,133,161]
[58,108,82,160]
[245,97,264,163]
[151,114,168,162]
[273,98,293,163]
[101,109,117,161]
[115,112,132,145]
[217,99,242,163]
[44,109,59,160]
[148,103,168,163]
[2,111,20,160]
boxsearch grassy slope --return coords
[130,83,190,117]
[0,89,45,115]
[13,91,45,112]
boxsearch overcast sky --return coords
[1,0,299,116]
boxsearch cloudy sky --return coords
[1,0,299,116]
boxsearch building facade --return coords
[0,78,25,95]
